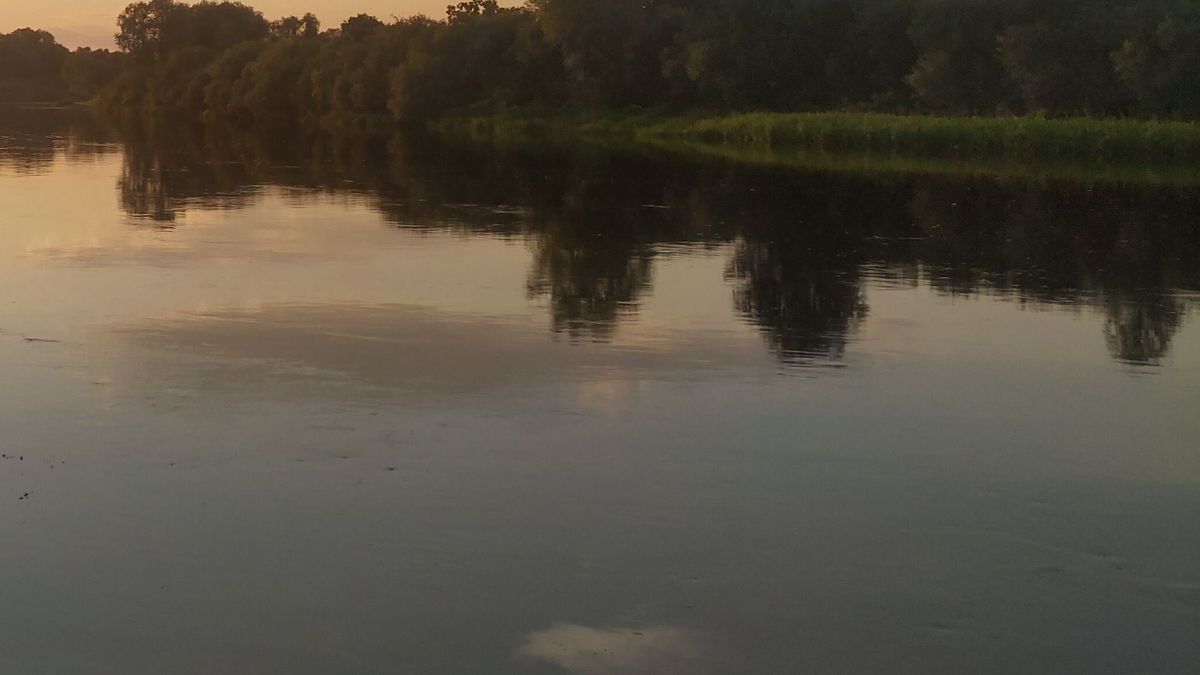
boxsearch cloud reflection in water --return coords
[518,624,701,675]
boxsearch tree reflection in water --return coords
[0,105,113,175]
[102,118,1200,367]
[1103,294,1188,364]
[728,238,868,365]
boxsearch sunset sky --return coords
[0,1,502,48]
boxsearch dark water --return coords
[0,107,1197,674]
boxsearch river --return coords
[0,106,1197,673]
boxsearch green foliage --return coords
[0,29,70,101]
[0,29,121,103]
[61,49,123,101]
[905,0,1018,114]
[13,0,1200,131]
[201,40,263,119]
[116,0,268,60]
[231,38,321,124]
[999,2,1132,116]
[270,13,320,39]
[1111,0,1200,117]
[340,14,385,41]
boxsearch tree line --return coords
[4,0,1200,122]
[0,29,121,102]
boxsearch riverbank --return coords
[434,111,1200,184]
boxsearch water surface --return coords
[1,108,1197,674]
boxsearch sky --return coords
[0,1,497,49]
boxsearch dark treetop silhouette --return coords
[5,0,1200,123]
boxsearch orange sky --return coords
[1,1,519,48]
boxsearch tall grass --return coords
[636,112,1200,164]
[436,110,1200,179]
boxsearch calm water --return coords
[1,107,1197,674]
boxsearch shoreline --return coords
[433,110,1200,185]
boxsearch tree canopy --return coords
[5,0,1200,120]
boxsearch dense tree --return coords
[184,1,270,51]
[225,38,320,124]
[13,0,1200,120]
[0,29,70,101]
[1111,0,1200,117]
[824,0,918,108]
[116,1,268,59]
[62,48,125,101]
[999,1,1132,115]
[340,14,386,41]
[389,9,554,123]
[905,0,1019,113]
[201,40,264,120]
[115,0,178,59]
[145,45,214,114]
[530,0,669,107]
[448,0,502,23]
[271,13,320,39]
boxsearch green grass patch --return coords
[434,110,1200,184]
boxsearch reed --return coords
[637,112,1200,164]
[436,110,1200,168]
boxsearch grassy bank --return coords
[434,111,1200,184]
